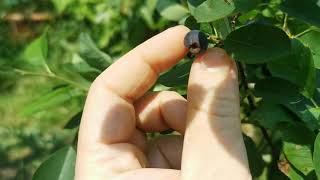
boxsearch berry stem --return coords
[283,13,292,38]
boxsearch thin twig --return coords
[293,28,314,38]
[208,35,221,43]
[13,68,89,91]
[209,22,218,37]
[311,98,319,108]
[282,13,292,37]
[237,63,255,109]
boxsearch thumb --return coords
[181,48,251,180]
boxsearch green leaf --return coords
[200,23,213,35]
[299,30,320,69]
[156,0,189,21]
[300,108,320,130]
[243,135,264,177]
[250,102,293,129]
[79,33,113,70]
[284,94,320,131]
[69,53,101,74]
[267,39,316,96]
[254,77,301,104]
[238,9,259,25]
[58,65,92,90]
[283,143,314,176]
[140,0,158,29]
[64,111,82,129]
[183,16,200,30]
[52,0,74,13]
[158,60,192,87]
[211,18,232,39]
[280,0,320,27]
[233,0,260,13]
[63,53,101,82]
[22,33,49,69]
[278,153,305,180]
[20,86,83,117]
[224,24,291,64]
[32,146,76,180]
[187,0,235,22]
[314,133,320,179]
[281,124,315,175]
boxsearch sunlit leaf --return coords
[22,33,49,70]
[314,133,320,179]
[52,0,74,13]
[281,123,315,175]
[188,0,235,22]
[278,153,304,180]
[156,0,189,21]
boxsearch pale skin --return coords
[75,25,252,180]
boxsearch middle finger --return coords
[134,91,187,134]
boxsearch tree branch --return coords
[237,62,276,158]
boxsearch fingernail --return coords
[200,48,231,72]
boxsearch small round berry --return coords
[184,30,208,55]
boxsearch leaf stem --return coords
[13,68,89,91]
[209,22,220,40]
[44,63,54,75]
[311,98,319,108]
[208,35,221,43]
[293,28,314,38]
[282,13,292,38]
[51,74,89,91]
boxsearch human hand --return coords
[75,25,251,180]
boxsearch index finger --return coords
[96,25,190,102]
[79,25,190,145]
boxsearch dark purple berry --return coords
[184,30,208,55]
